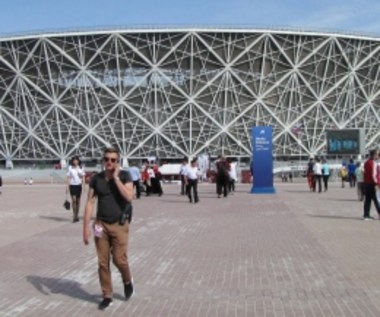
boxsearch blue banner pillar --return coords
[251,126,276,194]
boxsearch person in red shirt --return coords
[363,149,380,220]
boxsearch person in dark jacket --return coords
[216,155,230,198]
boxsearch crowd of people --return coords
[305,149,380,221]
[306,157,331,193]
[65,154,240,222]
[178,155,238,203]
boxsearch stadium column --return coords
[5,158,14,169]
[121,156,129,168]
[60,159,67,169]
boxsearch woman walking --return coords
[66,156,85,222]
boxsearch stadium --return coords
[1,27,380,166]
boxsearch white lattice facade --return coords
[1,28,380,162]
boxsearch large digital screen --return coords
[326,129,365,155]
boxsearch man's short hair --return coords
[369,149,378,158]
[104,147,120,158]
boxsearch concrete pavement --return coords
[0,180,379,316]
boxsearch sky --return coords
[0,0,380,36]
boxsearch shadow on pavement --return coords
[26,275,99,303]
[325,198,361,202]
[40,216,73,222]
[159,199,190,204]
[307,214,363,221]
[282,189,312,193]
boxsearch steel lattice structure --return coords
[1,28,380,162]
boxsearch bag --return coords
[63,199,71,210]
[340,168,347,178]
[119,205,133,225]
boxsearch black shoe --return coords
[98,298,113,310]
[194,199,199,203]
[124,281,134,301]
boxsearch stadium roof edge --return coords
[1,25,380,42]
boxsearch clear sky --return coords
[0,0,380,36]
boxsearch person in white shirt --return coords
[179,158,189,195]
[228,161,237,193]
[185,158,199,203]
[313,157,322,193]
[66,156,85,222]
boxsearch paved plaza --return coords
[1,179,380,316]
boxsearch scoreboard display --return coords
[326,129,365,155]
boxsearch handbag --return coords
[63,188,71,210]
[63,199,71,210]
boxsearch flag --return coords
[291,123,304,137]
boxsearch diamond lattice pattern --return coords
[1,31,380,160]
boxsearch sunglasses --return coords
[103,157,118,163]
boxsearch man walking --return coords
[185,158,199,203]
[128,163,141,199]
[363,149,380,220]
[83,147,134,310]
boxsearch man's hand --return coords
[83,225,91,245]
[113,163,121,179]
[83,187,95,246]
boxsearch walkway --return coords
[0,180,379,316]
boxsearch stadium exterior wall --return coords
[1,28,380,163]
